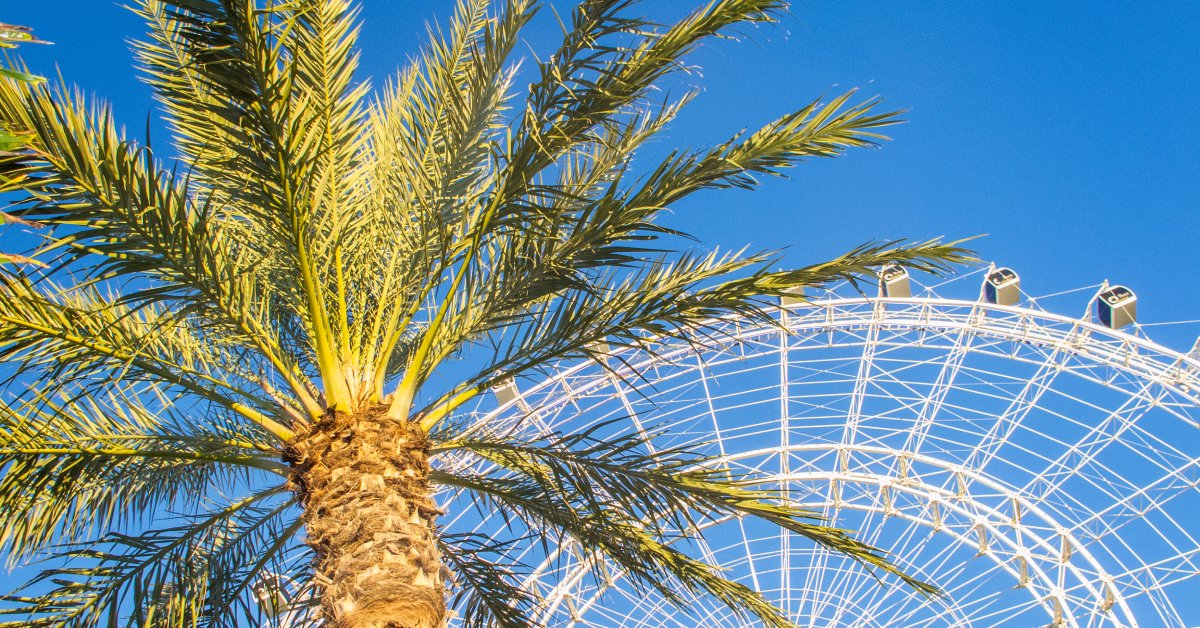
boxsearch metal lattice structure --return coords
[439,268,1200,627]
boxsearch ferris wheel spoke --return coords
[1021,380,1160,505]
[888,535,978,625]
[819,500,891,621]
[778,325,795,617]
[963,340,1074,476]
[874,508,937,583]
[1106,545,1200,592]
[838,302,885,448]
[902,334,976,453]
[795,508,837,622]
[609,373,661,457]
[688,351,769,597]
[1070,456,1200,550]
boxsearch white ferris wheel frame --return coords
[440,276,1200,627]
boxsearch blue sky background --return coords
[5,0,1199,350]
[1,2,1199,621]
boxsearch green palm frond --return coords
[357,0,535,399]
[386,0,802,411]
[0,76,318,421]
[433,470,798,628]
[0,272,276,418]
[0,22,49,49]
[0,23,48,239]
[404,89,924,414]
[434,424,938,600]
[438,533,537,628]
[0,67,41,85]
[0,487,299,628]
[0,24,44,159]
[419,239,974,426]
[0,385,284,562]
[508,0,785,191]
[130,0,251,197]
[126,0,368,409]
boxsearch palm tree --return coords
[0,1,971,626]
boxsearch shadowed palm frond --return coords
[433,424,938,604]
[433,469,800,628]
[438,532,538,628]
[0,385,285,562]
[0,487,300,628]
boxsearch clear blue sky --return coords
[7,0,1200,351]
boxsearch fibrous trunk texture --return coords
[288,406,445,628]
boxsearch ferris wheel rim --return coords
[476,294,1200,429]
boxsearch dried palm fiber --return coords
[288,405,444,628]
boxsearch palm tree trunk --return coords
[288,405,446,628]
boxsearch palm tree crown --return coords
[0,0,970,626]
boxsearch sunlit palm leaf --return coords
[0,387,283,561]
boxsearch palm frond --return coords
[127,0,363,409]
[438,533,537,628]
[0,487,298,628]
[756,237,980,294]
[0,75,318,418]
[432,469,797,628]
[287,0,371,388]
[0,272,285,425]
[0,386,284,562]
[0,22,49,49]
[404,91,914,413]
[358,0,535,400]
[434,423,938,596]
[507,0,787,193]
[421,239,974,427]
[624,91,901,210]
[386,0,800,416]
[131,0,252,199]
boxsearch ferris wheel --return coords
[438,265,1200,627]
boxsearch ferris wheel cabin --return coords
[983,267,1021,305]
[878,264,911,298]
[1097,285,1137,328]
